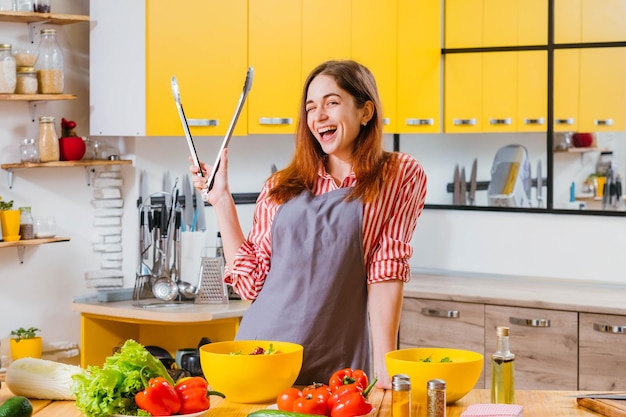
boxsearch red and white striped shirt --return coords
[225,152,427,300]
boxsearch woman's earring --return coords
[361,122,367,126]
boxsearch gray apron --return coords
[236,188,370,384]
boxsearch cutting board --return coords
[577,398,626,417]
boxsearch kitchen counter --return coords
[406,269,626,316]
[71,300,251,367]
[0,384,605,417]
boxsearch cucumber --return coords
[0,396,33,417]
[248,410,325,417]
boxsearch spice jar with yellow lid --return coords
[38,116,60,162]
[15,66,38,94]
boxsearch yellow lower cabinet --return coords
[351,0,398,132]
[444,53,483,133]
[145,0,248,137]
[397,0,441,134]
[248,0,302,134]
[579,47,626,132]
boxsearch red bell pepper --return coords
[135,377,181,416]
[328,368,368,392]
[329,376,377,417]
[174,376,225,414]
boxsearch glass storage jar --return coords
[20,138,39,162]
[19,207,34,240]
[0,43,17,94]
[15,66,38,94]
[37,29,64,94]
[38,116,60,162]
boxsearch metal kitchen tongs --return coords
[171,66,254,198]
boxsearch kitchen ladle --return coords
[177,280,198,299]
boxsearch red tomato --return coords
[277,387,303,412]
[302,382,332,403]
[293,393,329,416]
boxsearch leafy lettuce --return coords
[71,339,174,417]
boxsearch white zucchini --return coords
[5,357,84,400]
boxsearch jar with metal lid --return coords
[0,43,17,94]
[19,206,34,240]
[392,374,411,417]
[37,28,64,93]
[427,379,446,417]
[15,66,38,94]
[38,116,60,162]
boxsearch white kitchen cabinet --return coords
[579,312,626,390]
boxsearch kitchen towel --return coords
[461,403,523,417]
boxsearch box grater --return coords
[195,256,228,304]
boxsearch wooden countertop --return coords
[71,299,251,323]
[0,384,605,417]
[405,269,626,316]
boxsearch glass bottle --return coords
[0,43,17,94]
[38,116,60,162]
[427,379,446,417]
[491,326,515,404]
[36,28,64,94]
[19,207,34,240]
[392,374,411,417]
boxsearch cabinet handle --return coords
[594,119,614,126]
[420,307,460,318]
[524,118,545,125]
[383,118,390,126]
[593,322,626,334]
[187,119,219,127]
[555,118,575,125]
[509,317,551,327]
[406,118,434,126]
[489,118,512,126]
[453,118,477,126]
[259,117,293,125]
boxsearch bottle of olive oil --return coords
[491,326,515,404]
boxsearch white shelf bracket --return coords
[6,169,14,189]
[27,20,48,44]
[17,245,26,263]
[85,167,96,186]
[28,101,38,123]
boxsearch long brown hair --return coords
[268,60,396,204]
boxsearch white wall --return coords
[1,0,625,367]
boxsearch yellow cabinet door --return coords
[579,47,626,131]
[302,0,351,78]
[397,0,441,134]
[483,0,518,47]
[482,52,517,132]
[554,0,581,43]
[444,53,483,133]
[518,51,547,132]
[146,0,248,137]
[248,0,302,134]
[445,0,483,48]
[553,49,580,132]
[352,0,398,133]
[517,0,548,46]
[581,0,626,43]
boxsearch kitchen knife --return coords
[459,166,467,205]
[182,174,194,231]
[536,160,543,208]
[453,164,460,204]
[468,158,477,206]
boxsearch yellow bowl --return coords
[199,340,303,404]
[386,347,483,404]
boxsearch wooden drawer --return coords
[400,298,485,387]
[579,312,626,390]
[485,305,578,390]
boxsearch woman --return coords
[191,60,427,388]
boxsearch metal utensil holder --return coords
[195,248,228,304]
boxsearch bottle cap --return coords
[497,326,510,337]
[392,374,411,391]
[427,379,446,390]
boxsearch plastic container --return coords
[37,29,64,94]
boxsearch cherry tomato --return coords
[277,387,303,412]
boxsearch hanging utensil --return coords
[459,166,467,205]
[453,164,460,205]
[468,158,477,206]
[182,175,194,231]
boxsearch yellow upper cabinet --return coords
[446,0,547,48]
[482,52,517,133]
[352,0,398,133]
[444,53,483,133]
[146,0,248,137]
[517,51,547,132]
[248,0,302,135]
[397,0,442,134]
[556,0,626,43]
[553,49,580,132]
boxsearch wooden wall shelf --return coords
[0,94,77,101]
[0,11,89,25]
[0,237,70,263]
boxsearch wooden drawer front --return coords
[579,312,626,390]
[400,298,485,387]
[485,305,578,390]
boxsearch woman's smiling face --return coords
[305,74,372,161]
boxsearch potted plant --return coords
[0,198,21,242]
[10,327,43,360]
[58,117,86,161]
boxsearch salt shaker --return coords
[392,374,411,417]
[427,379,446,417]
